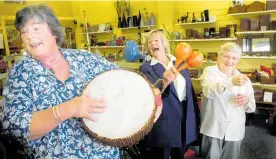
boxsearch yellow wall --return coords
[0,1,73,16]
[0,0,275,72]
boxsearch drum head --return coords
[81,69,156,147]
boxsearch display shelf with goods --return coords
[228,9,276,16]
[119,25,156,30]
[173,11,237,59]
[241,56,276,59]
[87,45,143,49]
[81,30,113,35]
[172,38,237,42]
[115,60,141,70]
[90,46,124,49]
[173,22,237,43]
[236,30,276,35]
[175,21,215,26]
[227,7,276,101]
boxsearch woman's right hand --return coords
[67,96,106,121]
[163,66,178,86]
[232,74,249,86]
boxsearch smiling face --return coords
[20,18,58,59]
[217,51,240,75]
[146,32,167,58]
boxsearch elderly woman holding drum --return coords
[0,4,162,159]
[138,30,201,159]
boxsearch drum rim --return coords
[81,68,157,147]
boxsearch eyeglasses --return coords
[221,54,240,62]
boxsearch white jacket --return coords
[200,65,256,141]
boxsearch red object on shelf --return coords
[116,39,123,46]
[184,149,196,159]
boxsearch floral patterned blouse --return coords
[1,49,120,159]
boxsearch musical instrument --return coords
[156,42,204,93]
[174,42,204,71]
[81,69,157,147]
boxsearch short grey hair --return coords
[14,4,63,45]
[218,42,242,57]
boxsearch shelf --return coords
[241,56,276,59]
[203,60,216,64]
[0,73,8,80]
[90,46,124,49]
[172,38,237,42]
[3,55,25,62]
[175,21,216,26]
[115,61,141,69]
[119,25,156,30]
[252,82,276,88]
[191,78,200,81]
[228,10,276,16]
[88,45,142,49]
[81,30,113,35]
[236,30,276,35]
[256,101,276,106]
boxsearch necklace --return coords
[47,54,63,75]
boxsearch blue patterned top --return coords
[1,49,120,159]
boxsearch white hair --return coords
[218,42,242,57]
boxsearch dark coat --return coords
[139,61,200,147]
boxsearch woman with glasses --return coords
[200,42,256,159]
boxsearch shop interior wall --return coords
[0,0,274,81]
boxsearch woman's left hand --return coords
[153,88,163,122]
[236,93,249,107]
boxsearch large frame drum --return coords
[82,69,157,147]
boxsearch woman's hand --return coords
[153,88,163,122]
[236,94,249,107]
[67,96,106,121]
[163,67,178,87]
[232,74,249,86]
